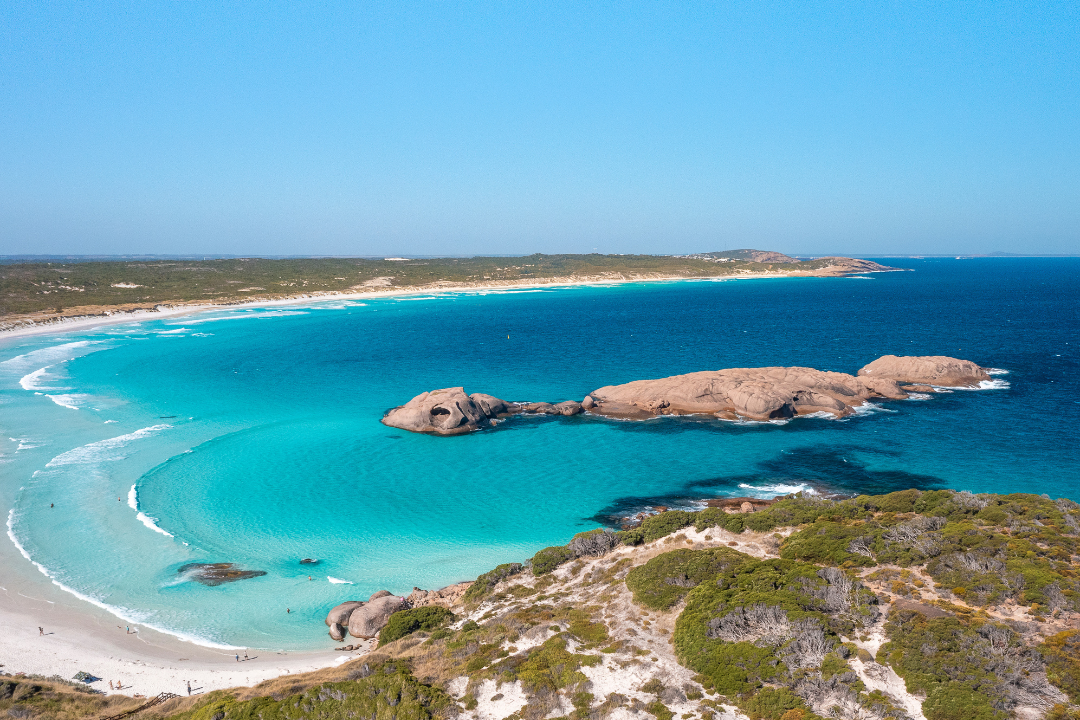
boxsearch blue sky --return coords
[1,1,1077,256]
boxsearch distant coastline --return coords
[0,256,898,340]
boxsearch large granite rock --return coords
[586,366,908,422]
[406,581,473,608]
[329,622,346,641]
[381,387,511,435]
[858,355,990,388]
[347,594,406,639]
[325,601,365,627]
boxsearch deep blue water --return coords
[1,258,1077,650]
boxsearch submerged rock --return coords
[300,558,319,565]
[348,594,406,639]
[858,355,991,387]
[178,563,267,586]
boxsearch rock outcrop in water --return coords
[380,387,512,435]
[178,562,267,586]
[347,593,407,639]
[857,354,991,387]
[586,367,908,421]
[381,387,581,435]
[382,355,991,433]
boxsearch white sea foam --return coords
[0,340,101,373]
[128,483,175,538]
[44,393,91,410]
[178,310,309,325]
[327,576,353,584]
[19,366,58,390]
[937,379,1011,391]
[907,393,933,401]
[845,276,873,280]
[11,437,44,450]
[191,332,214,337]
[6,509,240,649]
[737,482,819,497]
[986,368,1010,375]
[45,424,170,467]
[155,328,189,335]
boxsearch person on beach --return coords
[38,626,43,635]
[109,681,114,690]
[235,654,239,662]
[187,681,191,695]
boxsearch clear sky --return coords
[1,1,1078,257]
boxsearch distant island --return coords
[0,251,895,332]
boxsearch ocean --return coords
[1,257,1077,651]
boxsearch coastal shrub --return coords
[493,635,600,694]
[672,558,861,696]
[1047,706,1080,720]
[566,609,609,646]
[531,545,575,576]
[877,608,1056,715]
[378,606,454,647]
[922,683,1002,720]
[693,508,746,534]
[1041,630,1080,703]
[463,562,523,602]
[638,511,696,543]
[743,495,862,533]
[625,548,752,610]
[167,661,455,720]
[780,521,878,567]
[738,687,809,720]
[568,528,620,557]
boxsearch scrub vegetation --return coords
[4,489,1077,720]
[0,253,887,322]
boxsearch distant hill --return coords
[682,249,798,263]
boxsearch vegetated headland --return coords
[3,489,1078,720]
[0,251,893,331]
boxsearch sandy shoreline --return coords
[0,266,890,694]
[0,569,367,696]
[0,267,893,341]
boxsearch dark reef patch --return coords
[587,446,946,527]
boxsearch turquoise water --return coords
[1,258,1078,650]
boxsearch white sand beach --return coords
[0,576,368,696]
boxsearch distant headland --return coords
[0,251,896,334]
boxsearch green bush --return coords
[167,661,454,720]
[378,606,455,647]
[922,682,1002,720]
[639,511,696,543]
[463,562,523,602]
[531,545,575,576]
[1041,630,1080,703]
[780,520,877,567]
[672,557,852,695]
[739,687,809,720]
[625,548,751,610]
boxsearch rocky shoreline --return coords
[382,355,994,435]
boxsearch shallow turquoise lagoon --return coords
[1,258,1078,650]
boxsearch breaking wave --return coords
[45,425,170,467]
